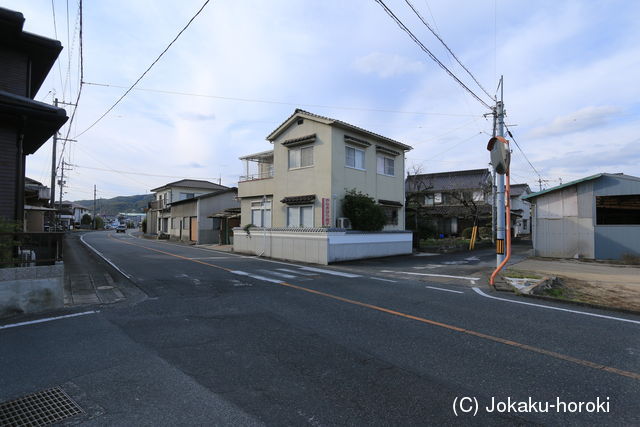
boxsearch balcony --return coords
[149,199,167,210]
[238,150,274,197]
[239,170,274,182]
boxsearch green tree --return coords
[141,218,147,233]
[81,213,92,225]
[94,216,104,229]
[341,189,387,231]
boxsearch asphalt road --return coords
[1,231,639,425]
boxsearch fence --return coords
[0,232,64,268]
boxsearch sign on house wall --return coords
[322,198,331,227]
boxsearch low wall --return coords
[0,262,64,318]
[233,228,412,265]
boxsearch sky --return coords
[5,0,640,202]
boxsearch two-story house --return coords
[238,109,412,231]
[0,7,67,228]
[405,168,492,236]
[146,179,228,235]
[510,183,532,237]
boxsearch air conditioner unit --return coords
[337,217,351,229]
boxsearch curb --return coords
[516,292,640,317]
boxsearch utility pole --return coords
[50,98,58,208]
[494,76,506,266]
[93,185,97,229]
[58,160,66,212]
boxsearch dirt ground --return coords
[506,259,640,313]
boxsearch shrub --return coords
[81,213,92,225]
[461,227,473,239]
[341,189,387,231]
[141,218,147,233]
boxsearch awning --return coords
[280,195,316,205]
[378,199,403,207]
[375,145,401,156]
[344,135,371,148]
[281,134,316,147]
[209,207,241,218]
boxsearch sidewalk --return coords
[506,258,640,312]
[63,232,138,307]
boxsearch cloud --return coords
[178,112,216,122]
[181,162,206,168]
[353,52,425,78]
[528,106,622,138]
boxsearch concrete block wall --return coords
[233,228,412,265]
[0,262,64,318]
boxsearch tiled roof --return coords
[280,194,316,205]
[268,109,412,151]
[406,168,491,192]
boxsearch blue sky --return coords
[6,0,640,200]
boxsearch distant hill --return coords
[73,194,154,216]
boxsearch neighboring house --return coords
[523,173,640,260]
[510,183,531,237]
[24,177,53,232]
[238,109,412,230]
[168,187,239,244]
[0,7,67,227]
[54,202,88,229]
[405,168,492,236]
[147,179,228,235]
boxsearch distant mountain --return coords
[73,194,154,216]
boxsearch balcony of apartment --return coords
[149,199,167,210]
[238,150,275,198]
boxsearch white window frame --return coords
[250,200,272,227]
[376,154,395,176]
[472,191,484,202]
[382,206,399,226]
[434,193,442,204]
[287,205,314,228]
[288,145,314,170]
[345,145,365,170]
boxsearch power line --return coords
[404,0,494,101]
[373,0,492,110]
[75,0,212,138]
[71,163,224,181]
[505,125,542,179]
[82,81,480,118]
[57,0,83,171]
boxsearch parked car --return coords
[116,225,126,233]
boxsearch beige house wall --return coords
[238,115,407,230]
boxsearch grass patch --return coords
[503,269,542,280]
[544,287,565,298]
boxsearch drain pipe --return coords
[490,167,511,286]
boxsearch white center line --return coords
[0,311,99,330]
[381,270,479,281]
[276,268,316,276]
[258,269,297,279]
[472,287,640,325]
[230,270,284,284]
[426,286,464,294]
[299,267,361,278]
[370,277,398,283]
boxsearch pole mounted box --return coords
[487,136,510,175]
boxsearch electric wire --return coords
[404,0,494,100]
[373,0,492,110]
[71,163,224,181]
[82,81,480,118]
[505,125,542,180]
[75,0,212,138]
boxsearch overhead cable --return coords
[404,0,494,101]
[75,0,211,138]
[373,0,492,110]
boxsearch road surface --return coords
[1,231,639,425]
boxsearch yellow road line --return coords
[108,234,640,381]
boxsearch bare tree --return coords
[405,164,433,235]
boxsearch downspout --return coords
[490,164,511,286]
[16,117,26,230]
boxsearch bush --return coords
[94,216,104,229]
[141,218,147,233]
[341,189,387,231]
[478,226,491,239]
[461,227,473,239]
[81,213,92,225]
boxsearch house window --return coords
[472,191,484,202]
[180,192,195,200]
[289,146,314,169]
[434,193,442,204]
[251,200,272,227]
[171,217,176,229]
[376,154,394,176]
[382,206,399,226]
[287,205,314,228]
[424,194,434,206]
[596,195,640,225]
[345,146,365,169]
[183,217,188,229]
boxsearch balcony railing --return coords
[239,170,275,182]
[0,232,64,268]
[149,199,167,210]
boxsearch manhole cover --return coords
[0,387,83,426]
